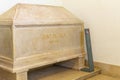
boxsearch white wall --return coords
[0,0,62,14]
[62,0,120,66]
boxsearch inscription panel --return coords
[14,25,82,58]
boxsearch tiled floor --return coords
[87,74,120,80]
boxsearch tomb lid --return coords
[0,3,83,26]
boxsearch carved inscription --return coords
[42,33,66,44]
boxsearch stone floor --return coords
[28,66,120,80]
[28,66,101,80]
[87,74,120,80]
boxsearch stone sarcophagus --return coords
[0,3,85,80]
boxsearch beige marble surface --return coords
[95,62,120,79]
[87,74,120,80]
[28,66,101,80]
[0,3,85,74]
[0,3,85,80]
[0,3,83,25]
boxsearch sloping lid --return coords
[0,3,83,26]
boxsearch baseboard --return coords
[94,62,120,78]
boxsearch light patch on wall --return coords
[62,0,120,66]
[0,0,62,14]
